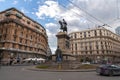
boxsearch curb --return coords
[27,67,96,72]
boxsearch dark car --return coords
[96,64,120,76]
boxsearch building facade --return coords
[0,8,48,60]
[69,27,120,63]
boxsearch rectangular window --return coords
[72,44,73,51]
[20,32,23,37]
[12,44,15,48]
[90,46,92,50]
[31,35,32,39]
[6,28,7,33]
[14,29,17,34]
[25,40,27,44]
[75,43,77,51]
[14,37,16,41]
[30,41,32,46]
[4,35,6,40]
[102,51,104,54]
[0,36,1,41]
[84,32,86,37]
[101,45,103,49]
[0,44,2,47]
[88,31,90,37]
[97,51,99,54]
[25,46,27,50]
[74,33,76,38]
[96,41,98,45]
[90,51,92,54]
[30,47,32,51]
[66,41,69,48]
[86,52,87,54]
[27,21,30,24]
[89,42,92,46]
[0,29,1,34]
[94,30,97,36]
[96,45,99,49]
[85,46,87,50]
[2,43,4,47]
[101,41,103,45]
[20,38,22,43]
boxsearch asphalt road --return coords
[0,65,120,80]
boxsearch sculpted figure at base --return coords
[55,46,63,62]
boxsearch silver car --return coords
[96,64,120,76]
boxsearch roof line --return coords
[0,7,46,31]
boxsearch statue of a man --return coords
[55,46,62,62]
[63,19,67,28]
[59,20,63,30]
[58,19,67,32]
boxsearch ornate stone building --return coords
[0,8,49,60]
[69,27,120,63]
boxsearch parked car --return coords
[96,64,120,76]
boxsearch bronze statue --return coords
[59,19,67,32]
[55,46,62,62]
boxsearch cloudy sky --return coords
[0,0,120,53]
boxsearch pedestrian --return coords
[17,57,20,64]
[9,58,13,65]
[0,56,1,68]
[35,58,37,65]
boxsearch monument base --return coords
[55,31,76,61]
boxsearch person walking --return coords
[9,57,13,65]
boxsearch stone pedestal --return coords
[56,31,70,52]
[55,31,75,60]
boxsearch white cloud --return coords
[36,1,61,19]
[21,8,29,14]
[107,19,120,33]
[37,0,44,4]
[12,1,18,5]
[50,46,57,54]
[35,0,96,53]
[45,23,58,30]
[36,0,88,31]
[46,28,57,54]
[31,12,35,14]
[36,0,120,53]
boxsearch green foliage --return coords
[36,65,49,69]
[79,64,97,69]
